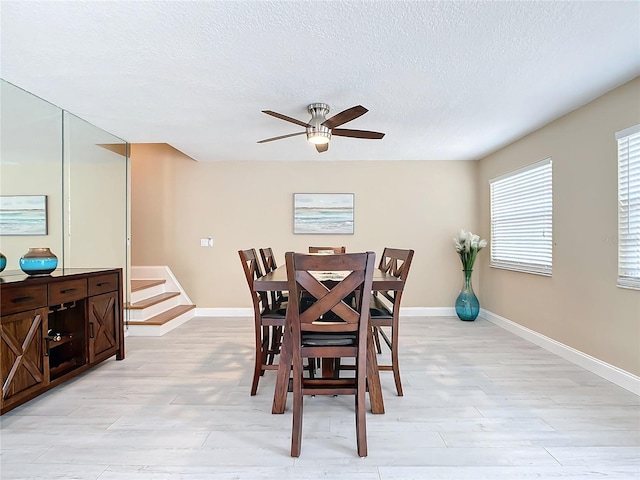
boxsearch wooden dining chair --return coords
[238,248,287,395]
[369,247,414,396]
[259,247,279,274]
[285,250,376,457]
[259,247,287,304]
[308,246,346,254]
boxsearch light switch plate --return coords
[201,237,214,247]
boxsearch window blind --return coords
[616,124,640,290]
[490,158,553,275]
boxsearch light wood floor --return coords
[1,316,639,479]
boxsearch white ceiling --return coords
[1,1,639,162]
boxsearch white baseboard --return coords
[480,309,640,396]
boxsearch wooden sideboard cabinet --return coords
[0,268,125,414]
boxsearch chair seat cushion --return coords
[302,332,356,346]
[262,300,288,318]
[369,296,393,318]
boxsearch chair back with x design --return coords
[285,250,376,457]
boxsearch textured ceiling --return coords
[1,0,639,162]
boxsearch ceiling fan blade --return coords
[331,128,385,139]
[257,131,306,143]
[315,143,329,153]
[262,110,311,128]
[322,105,368,129]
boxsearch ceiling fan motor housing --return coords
[306,103,331,144]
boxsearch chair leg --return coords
[261,326,270,372]
[250,356,261,395]
[355,353,368,457]
[333,358,341,379]
[274,326,283,354]
[291,352,303,457]
[267,325,282,365]
[307,358,315,379]
[372,326,382,354]
[266,326,275,365]
[391,324,403,396]
[250,322,264,395]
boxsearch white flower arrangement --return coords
[453,229,488,271]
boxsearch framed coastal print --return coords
[293,193,354,235]
[0,195,48,235]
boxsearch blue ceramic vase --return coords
[455,269,479,321]
[0,252,6,273]
[19,248,58,275]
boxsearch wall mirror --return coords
[63,111,128,273]
[0,80,64,269]
[0,79,129,306]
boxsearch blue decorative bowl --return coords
[0,252,6,273]
[19,248,58,275]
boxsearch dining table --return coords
[253,263,406,415]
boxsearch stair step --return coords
[126,291,180,309]
[131,279,166,292]
[128,304,196,326]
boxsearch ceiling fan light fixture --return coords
[306,130,331,144]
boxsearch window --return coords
[616,124,640,290]
[490,158,553,275]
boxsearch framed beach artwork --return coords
[0,195,48,235]
[293,193,354,235]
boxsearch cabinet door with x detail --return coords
[1,307,48,412]
[87,292,120,364]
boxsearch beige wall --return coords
[478,77,640,375]
[130,144,186,267]
[130,155,479,309]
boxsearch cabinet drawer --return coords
[88,273,119,296]
[0,285,48,316]
[49,279,87,305]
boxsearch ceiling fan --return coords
[258,103,385,153]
